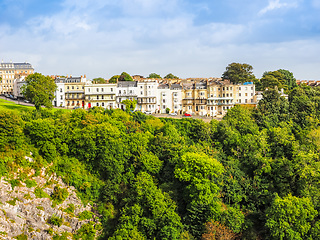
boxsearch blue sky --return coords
[1,0,320,80]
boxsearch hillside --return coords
[1,86,320,239]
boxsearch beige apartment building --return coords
[182,80,208,116]
[0,62,34,94]
[85,83,117,109]
[64,77,86,108]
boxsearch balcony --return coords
[118,93,137,97]
[65,96,85,100]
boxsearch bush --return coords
[25,179,37,188]
[34,187,50,198]
[51,186,69,206]
[49,214,63,227]
[78,210,93,221]
[63,203,75,215]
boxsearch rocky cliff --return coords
[0,165,101,239]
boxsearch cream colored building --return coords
[0,62,34,94]
[85,83,117,109]
[181,80,208,116]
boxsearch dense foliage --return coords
[22,72,57,110]
[2,84,320,239]
[222,63,257,84]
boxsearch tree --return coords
[121,99,137,112]
[278,69,298,91]
[92,77,106,84]
[119,72,133,81]
[265,194,317,240]
[147,73,162,79]
[222,63,256,84]
[164,73,179,79]
[109,75,120,83]
[260,71,286,91]
[21,73,57,110]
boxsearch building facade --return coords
[116,81,138,110]
[137,80,158,113]
[0,62,34,94]
[85,83,117,109]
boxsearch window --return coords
[245,93,248,96]
[230,87,232,90]
[101,88,104,92]
[239,93,241,97]
[67,86,69,90]
[88,88,90,92]
[102,102,105,107]
[163,105,166,109]
[119,98,121,102]
[239,99,241,103]
[245,99,248,103]
[97,88,99,92]
[239,87,241,90]
[60,88,62,92]
[60,96,63,100]
[97,95,99,100]
[111,88,113,92]
[223,87,225,90]
[96,103,99,106]
[101,95,104,99]
[72,86,74,89]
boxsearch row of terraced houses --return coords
[0,61,277,117]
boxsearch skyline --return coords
[1,0,320,80]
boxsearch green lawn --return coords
[0,98,71,113]
[0,98,35,112]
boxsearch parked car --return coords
[169,112,177,116]
[74,106,81,109]
[144,111,152,115]
[24,99,30,103]
[184,113,192,117]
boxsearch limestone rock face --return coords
[0,167,100,239]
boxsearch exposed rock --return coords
[0,166,101,239]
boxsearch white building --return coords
[137,80,158,113]
[84,83,117,109]
[235,82,255,104]
[53,80,65,107]
[157,82,183,114]
[13,76,26,98]
[116,81,138,110]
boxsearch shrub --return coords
[34,187,50,198]
[49,215,63,227]
[63,203,75,215]
[25,179,37,188]
[9,179,21,189]
[51,186,69,206]
[14,234,28,240]
[74,222,96,240]
[78,210,93,221]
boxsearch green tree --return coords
[0,110,24,150]
[265,194,317,240]
[278,69,298,91]
[260,71,286,91]
[109,75,120,83]
[121,99,137,112]
[148,73,162,79]
[119,72,133,81]
[222,63,256,84]
[164,73,179,79]
[21,73,57,110]
[253,89,289,128]
[92,77,106,84]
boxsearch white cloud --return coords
[258,0,298,15]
